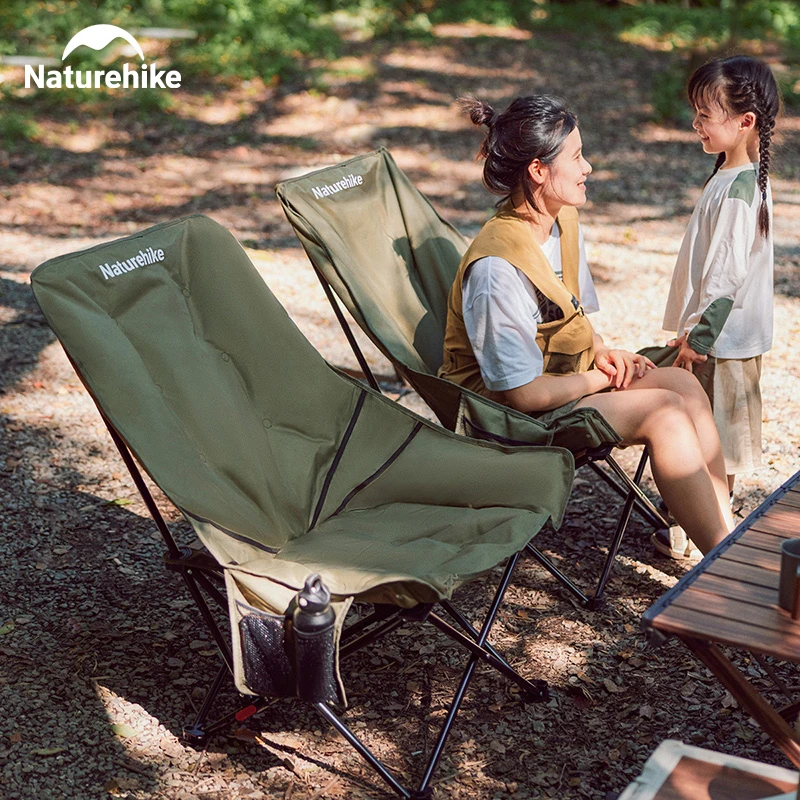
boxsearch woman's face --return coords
[539,127,592,208]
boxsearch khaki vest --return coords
[440,204,595,400]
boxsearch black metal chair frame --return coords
[102,413,549,800]
[311,264,669,609]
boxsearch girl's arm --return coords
[669,333,708,372]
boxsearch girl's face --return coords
[692,101,748,155]
[537,127,592,209]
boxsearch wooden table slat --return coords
[739,529,797,552]
[745,523,799,542]
[650,604,800,661]
[688,571,778,607]
[749,513,800,537]
[777,495,800,512]
[670,586,797,637]
[705,558,780,589]
[717,542,781,571]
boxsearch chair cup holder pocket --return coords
[239,612,294,698]
[238,610,339,704]
[293,626,338,704]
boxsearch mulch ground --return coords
[2,22,800,800]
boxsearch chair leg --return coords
[339,613,408,659]
[179,569,234,672]
[437,600,548,700]
[524,541,591,606]
[527,450,668,607]
[587,450,669,531]
[315,702,413,799]
[590,446,652,607]
[185,693,273,743]
[416,552,534,797]
[426,611,548,702]
[183,663,233,744]
[437,599,535,671]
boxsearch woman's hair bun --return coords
[458,95,496,128]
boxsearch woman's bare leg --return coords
[626,367,733,530]
[575,368,732,554]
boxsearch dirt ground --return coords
[2,23,800,800]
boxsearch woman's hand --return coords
[594,346,655,390]
[668,334,707,372]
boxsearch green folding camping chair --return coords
[30,214,574,799]
[276,148,670,608]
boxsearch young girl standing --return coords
[663,56,780,500]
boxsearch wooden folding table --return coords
[643,471,800,767]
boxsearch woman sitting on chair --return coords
[440,94,733,557]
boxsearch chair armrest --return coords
[405,367,621,452]
[458,389,621,452]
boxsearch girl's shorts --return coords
[697,355,763,475]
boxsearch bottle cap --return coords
[297,573,331,614]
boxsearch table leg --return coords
[681,636,800,768]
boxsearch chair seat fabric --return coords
[283,502,551,594]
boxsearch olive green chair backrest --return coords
[277,148,468,379]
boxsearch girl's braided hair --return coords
[687,55,780,238]
[459,94,578,213]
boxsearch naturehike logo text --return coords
[24,24,181,90]
[98,247,164,280]
[311,173,363,200]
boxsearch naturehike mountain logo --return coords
[311,173,363,200]
[62,25,144,61]
[24,24,181,90]
[98,247,165,280]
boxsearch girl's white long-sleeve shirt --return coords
[663,163,773,359]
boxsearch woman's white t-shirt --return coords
[462,222,599,392]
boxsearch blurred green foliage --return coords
[1,0,799,106]
[165,0,339,79]
[533,1,800,120]
[0,109,40,145]
[0,0,338,80]
[533,0,800,46]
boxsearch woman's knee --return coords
[655,367,710,410]
[606,387,689,444]
[639,390,694,440]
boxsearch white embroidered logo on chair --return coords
[311,174,364,200]
[98,247,165,280]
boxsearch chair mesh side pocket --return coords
[239,612,294,698]
[293,626,338,704]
